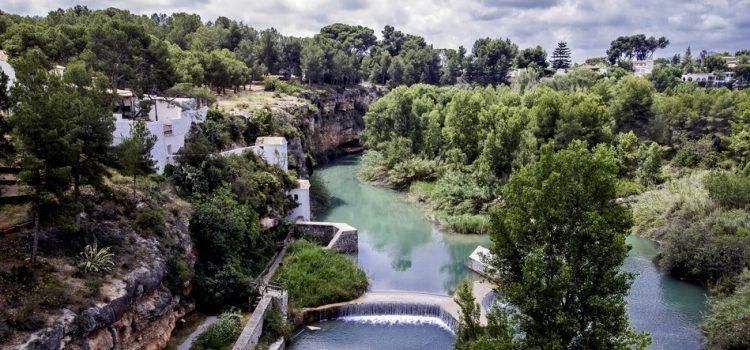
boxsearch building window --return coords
[167,145,173,154]
[293,194,299,200]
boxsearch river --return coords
[290,155,707,349]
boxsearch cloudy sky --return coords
[3,0,749,61]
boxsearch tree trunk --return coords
[74,154,81,229]
[30,202,40,264]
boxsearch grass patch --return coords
[273,240,367,309]
[190,312,242,350]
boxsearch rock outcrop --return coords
[299,85,386,162]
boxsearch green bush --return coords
[408,181,435,202]
[263,76,301,94]
[662,226,750,284]
[133,208,165,236]
[702,270,750,349]
[273,240,367,308]
[386,157,441,190]
[191,312,242,350]
[704,171,750,209]
[77,243,115,274]
[614,178,644,198]
[444,214,489,234]
[261,305,291,343]
[166,254,194,293]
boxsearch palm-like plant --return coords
[78,243,115,274]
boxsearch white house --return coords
[723,56,738,69]
[287,179,311,221]
[112,91,207,172]
[632,58,653,76]
[254,137,288,171]
[0,50,15,91]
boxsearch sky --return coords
[3,0,749,62]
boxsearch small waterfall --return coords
[310,302,458,334]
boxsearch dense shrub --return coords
[702,270,750,349]
[190,188,267,311]
[133,208,165,236]
[662,226,750,284]
[263,76,301,94]
[632,171,714,239]
[260,306,291,343]
[166,254,194,293]
[273,240,367,308]
[704,171,750,209]
[191,312,242,350]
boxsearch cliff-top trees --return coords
[607,34,669,64]
[465,38,518,85]
[487,141,650,349]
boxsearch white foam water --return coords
[338,315,455,333]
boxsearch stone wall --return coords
[231,289,287,350]
[295,222,358,253]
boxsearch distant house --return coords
[254,137,289,171]
[681,72,732,87]
[632,59,654,76]
[579,64,607,75]
[112,90,207,172]
[722,56,738,68]
[0,50,15,91]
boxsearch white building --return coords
[632,59,653,76]
[112,90,207,172]
[467,246,496,278]
[0,50,15,91]
[723,56,738,69]
[254,137,288,171]
[287,179,311,221]
[218,137,288,170]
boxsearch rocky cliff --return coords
[299,85,386,161]
[5,182,194,350]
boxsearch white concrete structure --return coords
[0,50,15,91]
[254,137,288,171]
[112,93,207,172]
[218,137,288,171]
[467,246,495,277]
[632,58,653,76]
[287,179,311,221]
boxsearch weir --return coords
[308,301,459,333]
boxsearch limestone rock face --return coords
[300,86,386,161]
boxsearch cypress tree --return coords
[551,41,572,69]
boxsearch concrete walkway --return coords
[177,315,218,350]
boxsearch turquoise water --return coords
[291,155,707,349]
[288,318,455,350]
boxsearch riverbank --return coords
[300,155,708,350]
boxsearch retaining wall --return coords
[295,221,358,253]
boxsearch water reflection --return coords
[314,156,708,349]
[314,155,487,295]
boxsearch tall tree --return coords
[488,141,650,349]
[516,45,548,71]
[465,38,518,85]
[116,119,156,195]
[551,41,572,69]
[63,61,115,207]
[10,51,76,264]
[300,40,325,85]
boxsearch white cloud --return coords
[5,0,750,62]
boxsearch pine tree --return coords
[116,120,156,196]
[551,41,572,69]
